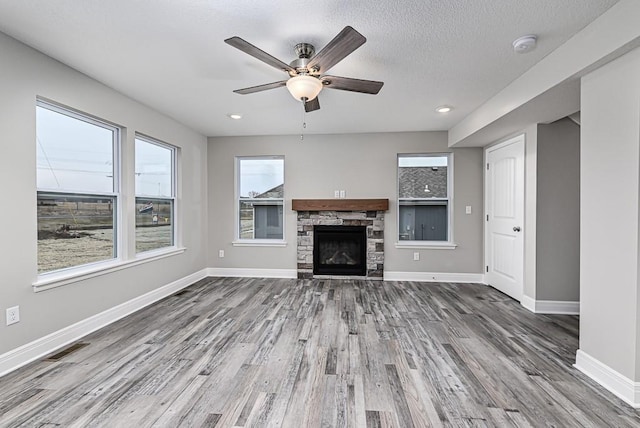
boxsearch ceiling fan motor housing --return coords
[290,43,318,75]
[294,43,315,59]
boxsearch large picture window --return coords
[237,157,284,241]
[36,101,119,274]
[135,136,176,253]
[398,154,452,242]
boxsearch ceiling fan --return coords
[224,26,384,113]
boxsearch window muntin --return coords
[398,154,451,242]
[237,157,284,240]
[36,101,119,274]
[135,136,176,253]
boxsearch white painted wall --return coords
[0,33,208,355]
[580,46,640,380]
[208,132,484,274]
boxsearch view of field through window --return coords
[135,137,175,253]
[36,103,118,273]
[36,103,177,274]
[37,194,115,273]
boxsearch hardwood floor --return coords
[1,278,639,427]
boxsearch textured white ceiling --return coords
[0,0,619,137]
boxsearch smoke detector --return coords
[512,35,537,54]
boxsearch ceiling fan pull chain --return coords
[300,103,305,141]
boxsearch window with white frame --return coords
[237,156,284,241]
[36,101,119,274]
[398,154,452,242]
[135,136,176,253]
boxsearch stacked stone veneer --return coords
[296,210,384,280]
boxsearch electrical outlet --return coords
[413,252,420,261]
[6,306,19,326]
[465,205,472,214]
[334,190,340,198]
[339,190,346,198]
[219,250,224,258]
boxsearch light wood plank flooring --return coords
[1,278,639,427]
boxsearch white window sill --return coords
[395,241,458,250]
[33,247,186,292]
[232,240,287,247]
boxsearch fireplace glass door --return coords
[313,225,366,276]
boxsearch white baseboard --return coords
[0,268,208,378]
[207,267,297,279]
[520,295,537,312]
[520,295,580,314]
[574,349,640,408]
[208,268,485,283]
[383,271,485,283]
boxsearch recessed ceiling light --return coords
[512,35,537,54]
[436,105,453,113]
[227,113,242,120]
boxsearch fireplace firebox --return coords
[313,225,367,276]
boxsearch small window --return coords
[36,101,119,274]
[398,154,452,242]
[237,157,284,241]
[135,136,176,253]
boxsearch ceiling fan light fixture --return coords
[286,75,323,102]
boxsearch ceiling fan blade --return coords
[321,75,384,94]
[304,97,320,112]
[307,26,366,74]
[233,80,288,95]
[225,36,295,74]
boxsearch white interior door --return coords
[485,135,525,301]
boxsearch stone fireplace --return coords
[292,199,388,280]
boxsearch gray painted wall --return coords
[208,133,484,274]
[581,46,640,380]
[536,118,580,301]
[0,33,208,355]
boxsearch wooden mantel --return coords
[292,198,389,212]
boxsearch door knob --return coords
[513,226,521,232]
